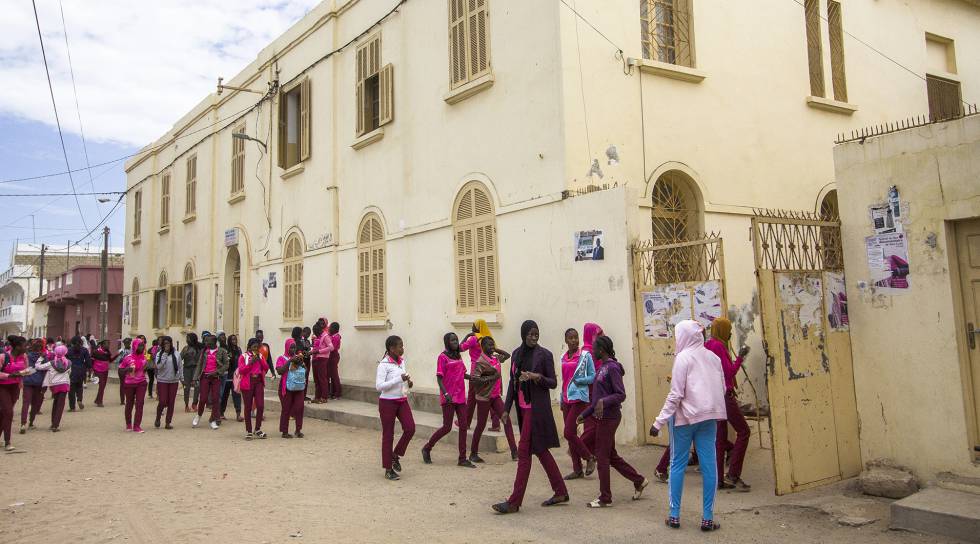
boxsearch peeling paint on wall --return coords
[729,290,759,348]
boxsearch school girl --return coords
[239,338,269,440]
[119,338,149,433]
[576,336,648,507]
[220,334,243,421]
[326,322,342,400]
[467,335,517,463]
[706,317,752,491]
[114,338,132,405]
[152,336,180,429]
[577,322,604,461]
[376,335,415,481]
[91,340,112,407]
[66,336,91,411]
[37,345,71,432]
[460,319,496,429]
[20,339,48,433]
[181,333,202,412]
[277,339,307,439]
[0,336,31,450]
[193,334,229,430]
[492,321,568,514]
[310,320,333,403]
[422,333,476,468]
[560,327,597,480]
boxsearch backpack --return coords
[286,365,306,392]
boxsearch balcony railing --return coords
[0,305,26,325]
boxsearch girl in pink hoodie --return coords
[577,322,604,460]
[239,338,269,440]
[310,320,333,403]
[650,320,725,532]
[37,345,71,431]
[119,338,149,433]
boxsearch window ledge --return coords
[131,238,141,246]
[158,226,170,235]
[182,214,197,224]
[351,127,384,150]
[444,73,495,105]
[806,96,858,115]
[354,318,390,330]
[281,163,305,180]
[629,58,706,83]
[450,312,503,329]
[228,192,246,205]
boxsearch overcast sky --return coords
[0,0,320,269]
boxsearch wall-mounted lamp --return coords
[233,132,268,152]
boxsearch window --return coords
[453,182,499,313]
[231,124,246,195]
[283,233,304,321]
[640,0,694,67]
[277,78,311,170]
[153,271,168,330]
[182,263,196,328]
[160,172,171,229]
[357,214,387,319]
[926,75,962,122]
[185,155,197,217]
[356,34,394,136]
[819,190,843,268]
[827,1,846,102]
[132,189,142,241]
[448,0,491,88]
[651,171,703,283]
[804,0,825,98]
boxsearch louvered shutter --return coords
[192,283,197,327]
[804,0,825,97]
[300,77,311,161]
[355,81,365,136]
[277,95,287,168]
[449,0,467,86]
[379,64,394,127]
[468,0,489,79]
[827,1,847,102]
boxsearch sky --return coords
[0,0,321,269]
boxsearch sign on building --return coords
[224,228,239,247]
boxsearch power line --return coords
[31,0,88,230]
[0,191,124,197]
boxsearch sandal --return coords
[655,470,668,483]
[665,517,680,529]
[541,495,569,507]
[585,456,597,476]
[701,519,721,532]
[632,478,650,500]
[563,471,584,481]
[491,501,519,514]
[586,498,611,508]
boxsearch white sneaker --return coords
[209,421,219,430]
[192,415,200,428]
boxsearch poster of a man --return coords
[574,229,605,261]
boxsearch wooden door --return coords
[954,218,980,456]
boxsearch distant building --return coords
[36,265,125,341]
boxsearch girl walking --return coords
[277,339,306,438]
[492,321,568,514]
[422,333,475,468]
[0,336,31,450]
[576,336,648,507]
[114,338,132,405]
[37,345,71,432]
[650,320,726,532]
[20,339,48,433]
[91,340,112,407]
[119,338,149,433]
[152,336,180,429]
[66,336,91,412]
[194,334,229,430]
[327,322,342,400]
[577,323,603,461]
[468,336,517,463]
[220,334,243,421]
[460,319,494,429]
[310,320,333,403]
[706,318,752,491]
[376,335,415,481]
[181,333,202,412]
[560,327,597,480]
[146,338,158,398]
[239,338,269,440]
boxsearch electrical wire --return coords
[31,0,88,230]
[0,191,124,197]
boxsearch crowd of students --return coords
[0,314,751,531]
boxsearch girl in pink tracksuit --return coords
[119,338,149,433]
[37,345,71,431]
[277,339,306,438]
[239,338,269,440]
[326,322,342,400]
[310,320,333,403]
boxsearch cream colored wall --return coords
[834,114,980,479]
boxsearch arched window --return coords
[453,182,499,312]
[651,170,702,245]
[154,271,168,330]
[183,263,196,328]
[819,189,839,222]
[130,278,140,330]
[357,214,387,319]
[283,233,304,321]
[819,189,843,268]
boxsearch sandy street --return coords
[0,396,956,544]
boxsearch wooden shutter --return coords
[454,185,498,312]
[927,75,962,121]
[828,1,847,102]
[300,78,311,161]
[449,0,467,86]
[185,156,196,215]
[673,0,693,67]
[355,81,365,137]
[369,35,381,76]
[161,173,170,228]
[379,64,394,127]
[277,95,287,168]
[455,225,476,311]
[805,0,825,97]
[133,190,142,239]
[467,0,489,79]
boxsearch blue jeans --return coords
[668,418,718,521]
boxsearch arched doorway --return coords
[224,247,241,336]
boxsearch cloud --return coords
[0,0,320,147]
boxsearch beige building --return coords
[124,0,980,488]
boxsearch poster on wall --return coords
[122,295,130,326]
[693,280,722,328]
[574,229,605,261]
[262,272,277,298]
[777,274,824,334]
[865,232,910,293]
[823,271,849,331]
[642,286,693,339]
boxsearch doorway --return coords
[224,247,241,337]
[954,218,980,460]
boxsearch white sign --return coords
[224,228,239,247]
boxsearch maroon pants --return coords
[155,382,179,426]
[465,386,499,429]
[51,392,67,428]
[94,371,109,405]
[718,391,751,480]
[312,360,329,400]
[117,368,126,404]
[594,416,645,503]
[471,397,517,455]
[379,398,415,469]
[197,376,222,422]
[242,381,265,433]
[123,382,147,429]
[0,383,20,443]
[280,389,305,433]
[21,385,45,426]
[425,402,468,460]
[562,402,593,473]
[581,415,597,456]
[507,410,568,507]
[326,357,342,398]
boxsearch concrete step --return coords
[891,487,980,543]
[264,394,512,454]
[339,379,445,415]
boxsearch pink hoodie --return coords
[120,338,148,385]
[653,320,726,430]
[312,331,333,362]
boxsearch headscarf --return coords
[52,345,70,372]
[443,332,461,359]
[474,319,492,339]
[582,322,603,354]
[710,317,735,357]
[284,338,296,357]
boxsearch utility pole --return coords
[99,227,109,341]
[38,244,46,295]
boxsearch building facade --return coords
[123,0,980,448]
[37,265,125,342]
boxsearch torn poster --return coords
[869,204,896,234]
[642,286,693,339]
[777,273,824,336]
[693,280,723,329]
[823,271,849,331]
[866,232,910,293]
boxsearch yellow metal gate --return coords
[751,210,861,495]
[632,235,727,445]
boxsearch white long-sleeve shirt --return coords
[37,359,70,388]
[375,355,408,400]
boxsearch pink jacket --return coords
[653,320,727,430]
[237,353,268,390]
[705,338,742,392]
[120,338,148,385]
[311,332,333,362]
